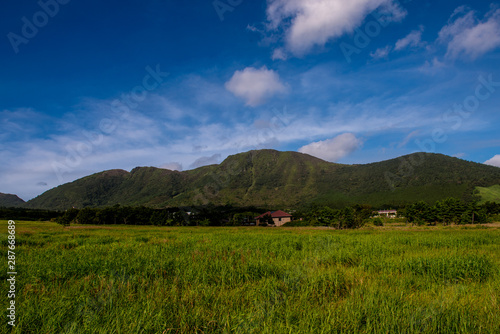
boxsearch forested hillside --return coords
[22,150,500,210]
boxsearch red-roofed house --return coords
[255,210,293,227]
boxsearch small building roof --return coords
[255,210,292,219]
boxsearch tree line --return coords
[282,200,500,228]
[400,198,500,225]
[53,205,261,227]
[1,198,499,228]
[0,207,61,221]
[291,204,373,229]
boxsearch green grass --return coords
[2,221,500,333]
[477,184,500,204]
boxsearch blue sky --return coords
[1,0,500,200]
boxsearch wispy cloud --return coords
[371,26,426,60]
[189,154,221,169]
[160,162,183,171]
[298,133,363,162]
[370,46,391,59]
[394,27,426,51]
[418,57,447,75]
[2,54,499,200]
[438,6,500,60]
[397,130,420,148]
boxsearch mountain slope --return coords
[0,193,26,207]
[25,150,500,209]
[476,185,500,204]
[26,170,129,209]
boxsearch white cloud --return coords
[370,46,391,59]
[189,154,221,169]
[160,162,183,171]
[0,92,469,200]
[485,154,500,167]
[272,48,288,61]
[394,28,425,51]
[298,133,362,162]
[418,57,446,74]
[266,0,406,56]
[370,27,425,60]
[438,6,500,60]
[225,67,287,107]
[4,62,497,200]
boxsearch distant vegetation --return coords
[51,205,263,227]
[22,150,500,210]
[3,197,499,228]
[0,207,61,221]
[4,221,500,332]
[402,198,500,225]
[293,198,500,228]
[0,205,263,227]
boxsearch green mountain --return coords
[24,150,500,210]
[0,193,26,207]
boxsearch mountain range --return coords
[3,150,500,210]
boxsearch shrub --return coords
[372,218,384,226]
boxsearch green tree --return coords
[337,207,355,229]
[405,201,431,225]
[483,201,500,215]
[75,208,96,225]
[232,212,259,226]
[150,210,168,226]
[460,203,490,225]
[55,208,79,227]
[95,207,118,225]
[352,204,372,228]
[435,198,466,225]
[317,206,337,226]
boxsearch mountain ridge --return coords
[0,193,26,208]
[14,150,500,210]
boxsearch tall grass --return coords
[1,221,499,333]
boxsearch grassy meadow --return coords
[2,220,500,333]
[477,185,500,204]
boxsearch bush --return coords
[282,220,308,227]
[372,218,384,226]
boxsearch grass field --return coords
[477,184,500,204]
[2,221,500,333]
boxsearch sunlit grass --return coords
[1,221,499,333]
[476,184,500,204]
